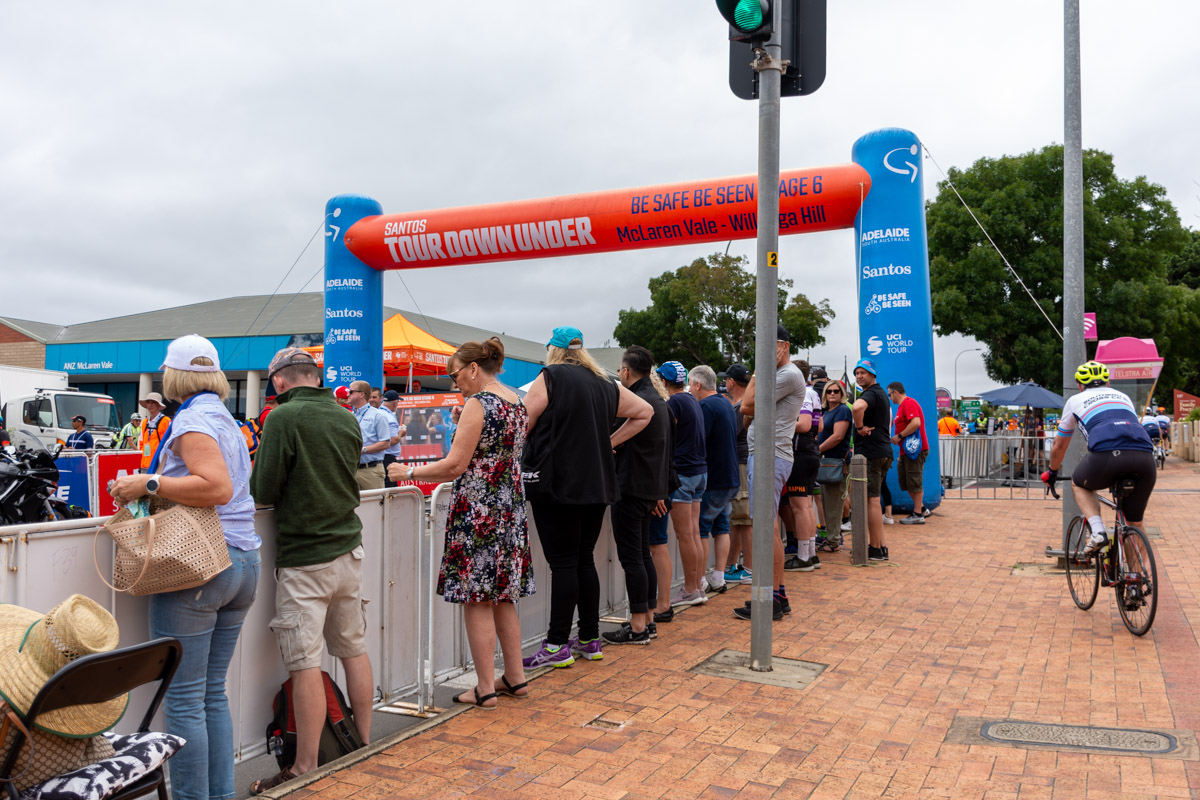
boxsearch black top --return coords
[733,401,749,464]
[818,403,853,459]
[856,382,892,459]
[523,364,620,505]
[668,392,707,477]
[615,377,673,501]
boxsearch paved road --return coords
[265,459,1200,799]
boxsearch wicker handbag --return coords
[94,495,230,596]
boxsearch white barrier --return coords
[6,485,686,762]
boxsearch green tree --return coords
[613,253,833,369]
[927,145,1198,400]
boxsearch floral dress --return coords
[437,391,534,603]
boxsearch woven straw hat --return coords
[0,595,127,737]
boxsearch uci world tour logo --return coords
[884,144,919,183]
[867,336,883,356]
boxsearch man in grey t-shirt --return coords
[735,324,806,621]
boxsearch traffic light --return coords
[727,0,826,100]
[715,0,773,43]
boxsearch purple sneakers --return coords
[522,640,575,669]
[568,636,604,661]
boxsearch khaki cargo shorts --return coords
[866,456,893,499]
[271,546,369,672]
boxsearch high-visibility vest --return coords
[138,415,171,470]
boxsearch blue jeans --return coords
[149,546,260,800]
[699,486,739,538]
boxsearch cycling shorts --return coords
[1072,449,1156,521]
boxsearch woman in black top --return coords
[521,327,652,668]
[817,381,853,545]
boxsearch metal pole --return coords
[1061,0,1085,534]
[954,348,981,415]
[749,3,783,673]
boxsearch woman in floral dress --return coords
[388,337,533,708]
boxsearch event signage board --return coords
[324,195,385,390]
[1175,390,1199,421]
[852,128,940,511]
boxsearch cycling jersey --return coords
[1057,386,1153,453]
[1141,414,1162,440]
[1156,414,1171,435]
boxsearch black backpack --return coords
[267,671,365,769]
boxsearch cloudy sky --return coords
[3,2,1197,397]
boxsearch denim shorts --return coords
[649,507,671,546]
[670,472,707,503]
[747,453,792,501]
[699,486,738,538]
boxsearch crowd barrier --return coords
[939,434,1052,499]
[50,449,142,516]
[0,486,684,763]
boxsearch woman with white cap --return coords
[108,334,260,800]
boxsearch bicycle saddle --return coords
[1111,475,1138,498]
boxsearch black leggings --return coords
[530,500,607,645]
[1073,449,1157,521]
[609,497,658,614]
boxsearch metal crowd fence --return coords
[938,433,1054,500]
[0,485,684,764]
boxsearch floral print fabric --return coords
[437,391,534,604]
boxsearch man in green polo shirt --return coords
[249,347,372,792]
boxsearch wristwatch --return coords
[146,475,161,495]
[406,465,416,481]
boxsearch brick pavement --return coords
[277,460,1200,799]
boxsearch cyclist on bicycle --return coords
[1140,408,1163,442]
[1156,407,1172,452]
[1042,361,1156,554]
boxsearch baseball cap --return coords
[719,364,751,385]
[139,392,165,407]
[71,415,86,424]
[656,361,687,385]
[266,346,317,382]
[854,358,877,376]
[334,385,351,400]
[382,390,400,401]
[161,334,221,372]
[777,324,791,343]
[547,326,584,350]
[810,366,828,379]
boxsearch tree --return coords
[613,253,834,369]
[926,145,1198,401]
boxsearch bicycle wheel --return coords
[1115,526,1157,636]
[1065,516,1099,610]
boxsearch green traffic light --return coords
[732,0,765,31]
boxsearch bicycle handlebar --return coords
[1042,472,1070,500]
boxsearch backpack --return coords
[266,671,365,770]
[237,418,261,458]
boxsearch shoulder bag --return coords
[94,393,231,596]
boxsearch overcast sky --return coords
[3,2,1197,397]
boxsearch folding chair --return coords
[0,637,182,800]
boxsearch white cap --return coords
[161,334,221,372]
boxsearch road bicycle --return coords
[1047,474,1158,636]
[1153,441,1167,470]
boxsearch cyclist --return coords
[1140,408,1163,443]
[1156,407,1172,453]
[1042,361,1156,554]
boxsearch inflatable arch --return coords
[322,128,939,510]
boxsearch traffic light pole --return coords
[1061,0,1085,536]
[749,2,784,673]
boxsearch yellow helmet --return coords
[1074,360,1108,386]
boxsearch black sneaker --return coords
[868,546,886,561]
[899,514,925,525]
[646,621,657,639]
[784,555,814,572]
[881,547,888,560]
[602,626,651,645]
[733,599,783,621]
[810,554,821,569]
[653,607,675,623]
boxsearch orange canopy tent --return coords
[303,313,455,383]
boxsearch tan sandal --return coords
[250,766,298,795]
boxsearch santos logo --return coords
[867,336,883,356]
[884,144,919,183]
[862,263,912,280]
[325,308,363,319]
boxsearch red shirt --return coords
[893,396,928,452]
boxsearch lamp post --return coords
[954,348,983,414]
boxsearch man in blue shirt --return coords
[348,380,392,490]
[65,415,93,449]
[690,365,740,594]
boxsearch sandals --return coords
[496,675,529,698]
[453,687,499,709]
[250,766,298,795]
